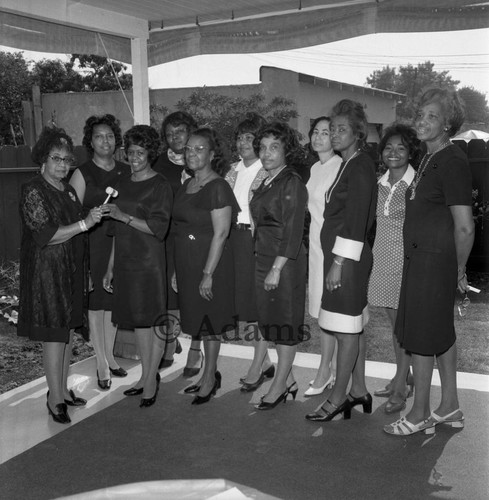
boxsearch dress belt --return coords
[235,223,251,231]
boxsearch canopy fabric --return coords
[1,0,488,66]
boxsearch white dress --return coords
[306,155,342,317]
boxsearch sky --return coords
[2,27,488,95]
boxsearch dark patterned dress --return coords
[18,175,88,342]
[77,160,130,310]
[173,178,239,338]
[395,145,472,355]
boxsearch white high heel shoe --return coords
[304,373,335,397]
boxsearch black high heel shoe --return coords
[183,348,204,378]
[240,364,275,385]
[255,382,298,410]
[191,372,221,405]
[64,389,87,407]
[140,373,161,408]
[305,398,351,422]
[109,366,128,377]
[347,392,372,414]
[159,339,183,369]
[46,393,71,424]
[97,371,111,390]
[240,372,266,393]
[123,386,143,396]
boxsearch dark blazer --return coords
[250,166,307,259]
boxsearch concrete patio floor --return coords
[0,338,488,499]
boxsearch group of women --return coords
[18,87,474,436]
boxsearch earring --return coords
[41,165,45,175]
[444,127,449,132]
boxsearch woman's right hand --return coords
[103,268,114,294]
[85,207,103,229]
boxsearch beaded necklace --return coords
[409,141,451,201]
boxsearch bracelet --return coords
[272,265,282,272]
[126,216,134,225]
[333,258,344,266]
[203,270,213,276]
[458,273,467,282]
[78,220,88,232]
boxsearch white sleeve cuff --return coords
[332,236,364,261]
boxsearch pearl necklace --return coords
[409,141,451,201]
[325,149,360,204]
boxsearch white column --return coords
[131,37,150,125]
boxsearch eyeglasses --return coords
[184,145,209,153]
[457,293,470,318]
[48,155,75,166]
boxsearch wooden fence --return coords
[1,141,488,270]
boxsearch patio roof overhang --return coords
[1,0,488,125]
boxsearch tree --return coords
[70,54,132,92]
[458,86,489,132]
[31,59,84,93]
[0,52,32,145]
[175,88,299,158]
[366,61,460,121]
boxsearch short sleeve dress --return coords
[306,155,342,318]
[172,178,239,338]
[76,160,130,311]
[111,174,173,329]
[318,152,377,334]
[368,166,415,309]
[250,167,308,345]
[395,145,472,355]
[18,175,88,342]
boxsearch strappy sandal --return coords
[383,416,434,436]
[429,409,464,429]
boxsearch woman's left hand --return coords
[264,268,281,291]
[457,272,469,293]
[101,203,125,222]
[199,273,213,301]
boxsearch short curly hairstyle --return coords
[416,87,465,137]
[235,112,267,140]
[379,123,422,167]
[31,126,74,166]
[123,125,161,164]
[82,114,122,154]
[253,121,302,163]
[331,99,369,147]
[160,111,197,147]
[188,127,230,177]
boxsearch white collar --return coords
[379,164,416,187]
[235,158,262,173]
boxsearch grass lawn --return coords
[1,278,488,394]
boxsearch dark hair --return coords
[416,87,465,137]
[379,123,422,167]
[308,116,331,143]
[123,125,161,164]
[235,112,267,139]
[82,114,122,154]
[331,99,369,147]
[189,127,230,177]
[31,126,74,166]
[160,111,197,147]
[253,121,302,163]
